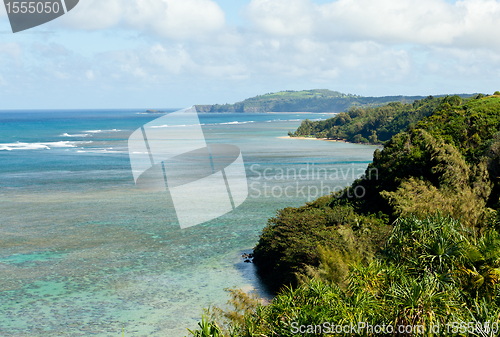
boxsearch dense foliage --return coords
[195,89,444,113]
[418,95,500,163]
[252,199,389,289]
[188,215,500,337]
[353,95,500,215]
[254,94,500,289]
[290,95,477,143]
[189,93,500,336]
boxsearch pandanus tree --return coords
[189,214,500,337]
[383,214,466,279]
[458,230,500,302]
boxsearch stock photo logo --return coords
[128,107,249,229]
[3,0,79,33]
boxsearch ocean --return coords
[0,109,379,336]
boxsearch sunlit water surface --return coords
[0,110,379,336]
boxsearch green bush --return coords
[190,214,500,337]
[252,199,389,290]
[292,95,443,143]
[189,95,500,336]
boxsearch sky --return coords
[0,0,499,109]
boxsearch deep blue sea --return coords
[0,109,379,336]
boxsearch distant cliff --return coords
[195,89,436,113]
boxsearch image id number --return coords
[5,2,60,14]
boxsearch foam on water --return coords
[0,141,78,151]
[85,129,123,133]
[0,110,376,336]
[61,133,90,137]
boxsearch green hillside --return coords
[189,92,500,337]
[290,95,449,143]
[291,94,493,145]
[195,89,444,113]
[258,93,500,288]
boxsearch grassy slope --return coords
[195,89,435,113]
[189,94,500,337]
[291,95,458,143]
[253,94,500,289]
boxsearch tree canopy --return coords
[189,92,500,337]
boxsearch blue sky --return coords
[0,0,499,109]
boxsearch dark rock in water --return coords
[242,252,254,263]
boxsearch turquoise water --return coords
[0,110,379,336]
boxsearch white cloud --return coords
[319,0,460,45]
[62,0,225,39]
[246,0,500,49]
[2,0,500,108]
[147,43,192,74]
[86,70,95,80]
[425,46,500,78]
[247,0,315,36]
[0,42,22,60]
[126,0,225,39]
[97,41,250,81]
[0,74,7,86]
[63,0,123,30]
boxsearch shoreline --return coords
[278,136,383,147]
[195,111,338,114]
[278,136,347,142]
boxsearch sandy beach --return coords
[278,136,347,142]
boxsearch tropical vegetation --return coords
[290,95,480,144]
[188,92,500,336]
[188,214,500,337]
[195,89,456,113]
